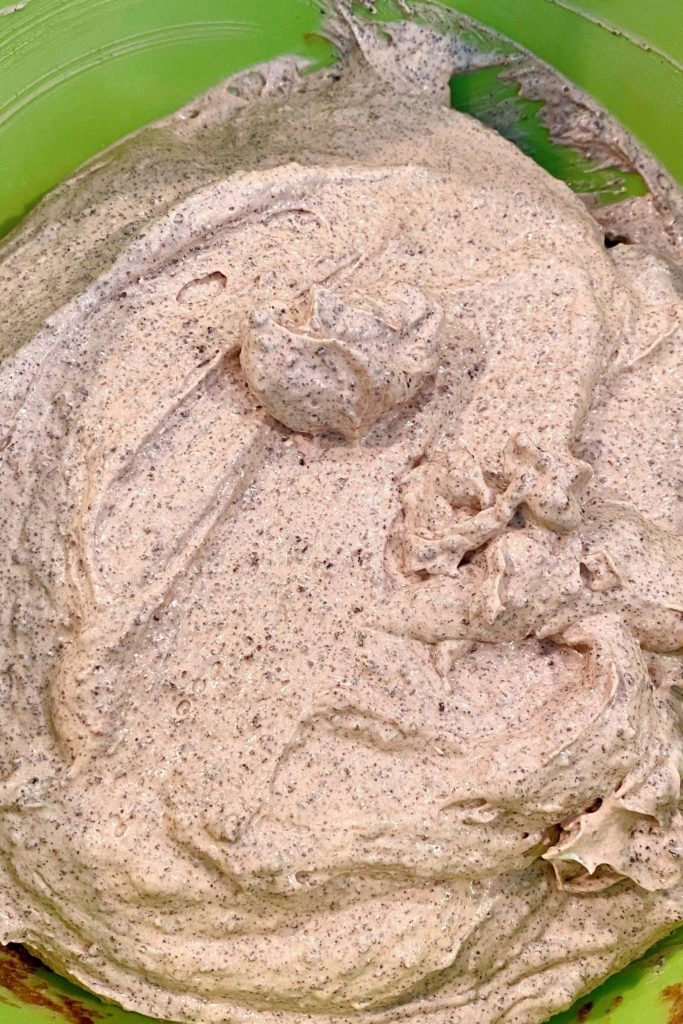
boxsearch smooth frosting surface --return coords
[1,13,682,1024]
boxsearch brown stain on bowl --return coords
[663,984,683,1024]
[577,1001,594,1021]
[0,944,102,1024]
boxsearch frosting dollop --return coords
[241,284,442,439]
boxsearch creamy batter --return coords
[0,9,682,1024]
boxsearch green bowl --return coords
[0,2,682,1023]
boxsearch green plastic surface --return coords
[0,0,681,234]
[0,1,682,1022]
[449,65,649,205]
[439,0,683,187]
[1,936,683,1024]
[0,0,336,235]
